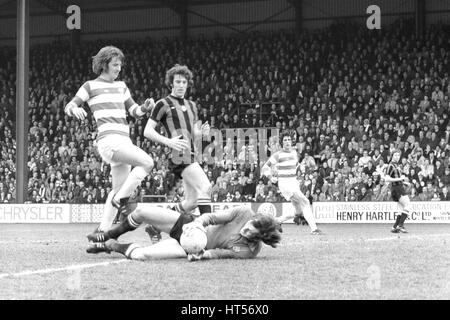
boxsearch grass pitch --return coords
[1,223,450,300]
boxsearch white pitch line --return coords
[281,233,450,247]
[365,236,399,242]
[0,239,83,245]
[0,259,129,279]
[365,233,450,242]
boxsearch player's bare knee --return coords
[184,198,196,210]
[199,182,212,197]
[132,206,144,220]
[142,157,154,172]
[399,196,411,212]
[297,194,309,206]
[191,181,211,198]
[290,194,301,205]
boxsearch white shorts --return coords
[278,178,301,201]
[96,135,134,167]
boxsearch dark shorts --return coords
[169,213,196,243]
[391,184,406,202]
[169,159,192,181]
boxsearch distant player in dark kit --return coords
[86,204,281,261]
[384,149,412,233]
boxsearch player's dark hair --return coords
[92,46,125,75]
[249,214,281,248]
[390,148,401,162]
[165,64,194,88]
[279,130,292,146]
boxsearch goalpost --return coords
[15,0,29,204]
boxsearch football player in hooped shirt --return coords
[262,131,322,235]
[87,204,281,261]
[65,46,155,245]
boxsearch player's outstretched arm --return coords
[128,98,155,118]
[275,212,295,224]
[65,101,87,120]
[65,83,90,120]
[383,171,407,183]
[187,248,254,261]
[192,209,239,228]
[142,98,155,113]
[261,155,277,178]
[261,161,272,178]
[262,153,279,180]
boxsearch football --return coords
[180,227,208,254]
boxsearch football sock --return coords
[108,241,140,259]
[98,191,117,232]
[393,214,402,228]
[398,212,408,227]
[173,203,187,214]
[115,243,132,256]
[126,244,143,259]
[198,198,211,214]
[113,166,148,202]
[302,204,318,231]
[107,214,140,240]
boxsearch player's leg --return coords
[279,180,307,226]
[274,184,296,224]
[391,187,410,233]
[110,143,154,206]
[289,194,302,222]
[294,191,321,234]
[177,178,197,214]
[396,195,411,233]
[144,223,163,244]
[181,163,212,214]
[98,163,130,232]
[144,173,189,244]
[106,238,187,260]
[88,204,182,242]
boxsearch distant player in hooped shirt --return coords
[64,46,155,247]
[261,131,322,235]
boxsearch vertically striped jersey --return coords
[66,78,141,140]
[267,149,298,179]
[386,162,402,186]
[149,95,199,163]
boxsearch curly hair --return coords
[247,214,281,248]
[165,64,194,88]
[390,148,402,161]
[91,46,125,75]
[279,130,293,147]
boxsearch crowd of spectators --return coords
[1,18,450,204]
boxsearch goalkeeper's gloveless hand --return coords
[187,250,205,262]
[182,221,206,234]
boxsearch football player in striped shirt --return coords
[65,46,155,245]
[262,131,322,235]
[384,149,411,233]
[143,65,211,219]
[87,204,281,261]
